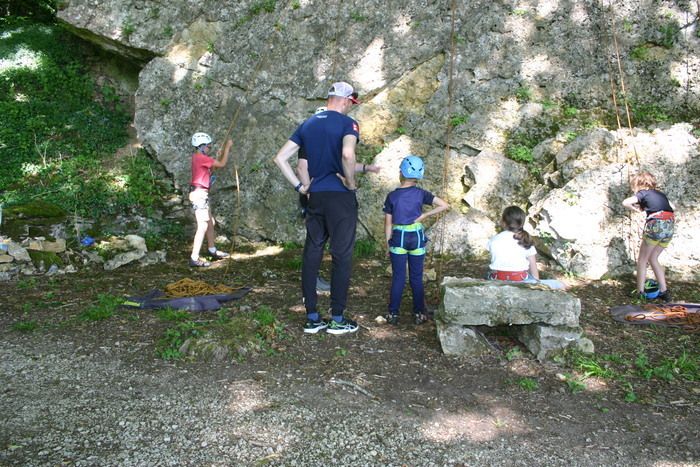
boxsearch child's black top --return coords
[636,189,673,216]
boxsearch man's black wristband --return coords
[295,182,303,192]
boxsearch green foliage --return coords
[249,0,277,15]
[450,114,468,127]
[565,376,587,393]
[284,257,302,270]
[630,44,651,61]
[623,382,638,403]
[505,347,523,361]
[0,19,146,219]
[12,320,39,332]
[121,18,135,40]
[656,21,680,48]
[157,307,191,322]
[630,102,671,126]
[79,293,122,321]
[354,239,377,258]
[281,241,302,250]
[291,0,301,10]
[574,354,617,379]
[156,321,203,360]
[505,144,533,163]
[356,143,382,165]
[350,11,367,22]
[517,377,539,391]
[515,86,532,103]
[2,1,56,22]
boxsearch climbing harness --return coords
[389,223,427,256]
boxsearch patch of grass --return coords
[156,321,203,360]
[284,257,302,271]
[12,320,39,332]
[505,144,533,164]
[249,0,277,15]
[630,44,651,61]
[630,102,671,126]
[291,0,300,9]
[515,86,532,103]
[517,377,539,391]
[335,348,348,357]
[574,354,617,379]
[17,278,38,290]
[350,11,366,21]
[450,114,468,127]
[356,143,383,165]
[354,239,377,258]
[157,307,190,322]
[623,382,638,403]
[121,18,135,40]
[656,21,680,48]
[281,241,302,250]
[79,293,122,321]
[505,347,523,361]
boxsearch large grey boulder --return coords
[439,277,581,328]
[437,277,587,360]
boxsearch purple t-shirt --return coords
[383,186,435,225]
[636,189,673,216]
[290,110,359,192]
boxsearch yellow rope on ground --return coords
[164,278,234,297]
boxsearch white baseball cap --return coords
[327,82,360,104]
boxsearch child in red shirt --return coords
[188,132,232,267]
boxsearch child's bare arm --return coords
[415,196,449,224]
[212,139,233,169]
[622,194,642,212]
[384,213,393,245]
[527,255,539,280]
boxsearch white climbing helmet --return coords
[191,132,212,147]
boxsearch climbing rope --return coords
[164,278,235,297]
[625,304,700,332]
[218,0,293,277]
[433,0,458,300]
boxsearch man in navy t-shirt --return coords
[273,82,361,335]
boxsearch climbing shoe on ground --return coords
[316,277,331,292]
[385,314,399,326]
[189,259,211,268]
[205,249,230,260]
[414,313,427,325]
[658,289,672,303]
[303,319,329,334]
[326,318,359,335]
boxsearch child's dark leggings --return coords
[387,227,427,315]
[389,252,426,315]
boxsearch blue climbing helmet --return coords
[644,279,660,299]
[400,155,424,180]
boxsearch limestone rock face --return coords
[57,0,700,279]
[530,125,700,280]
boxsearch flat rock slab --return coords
[437,277,589,360]
[439,277,581,327]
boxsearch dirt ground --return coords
[1,242,699,466]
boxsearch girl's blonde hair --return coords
[631,172,657,192]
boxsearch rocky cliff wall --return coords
[58,0,700,279]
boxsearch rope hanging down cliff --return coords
[218,0,293,276]
[433,0,458,300]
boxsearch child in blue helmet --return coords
[383,155,449,325]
